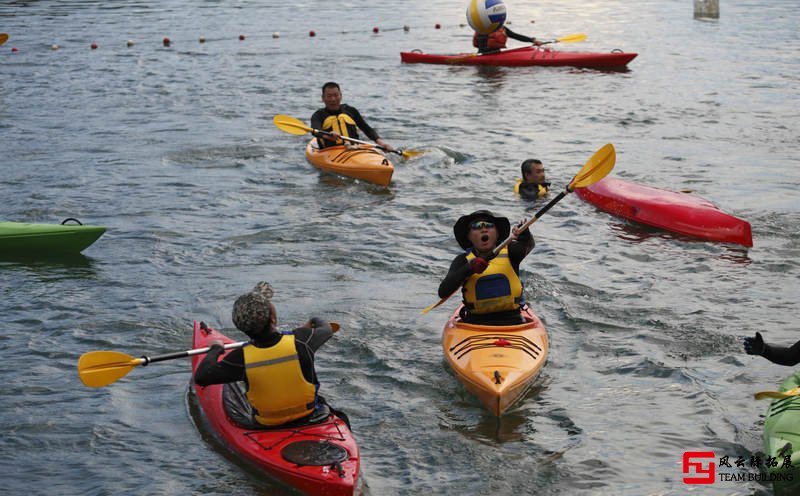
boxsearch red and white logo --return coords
[683,451,716,484]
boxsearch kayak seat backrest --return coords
[222,381,331,430]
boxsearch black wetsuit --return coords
[438,230,534,325]
[761,341,800,366]
[194,319,333,387]
[310,104,381,148]
[518,181,551,200]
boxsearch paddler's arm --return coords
[505,27,541,46]
[194,345,245,386]
[348,105,394,151]
[508,223,535,265]
[745,332,800,366]
[296,317,334,353]
[438,254,473,298]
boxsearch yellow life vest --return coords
[463,247,523,314]
[515,178,548,198]
[322,113,357,145]
[243,335,316,426]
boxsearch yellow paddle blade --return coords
[420,302,439,314]
[400,149,423,159]
[754,387,800,400]
[78,350,141,388]
[273,114,312,135]
[0,33,8,46]
[421,294,452,314]
[569,143,616,190]
[557,33,587,43]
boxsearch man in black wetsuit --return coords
[310,81,394,152]
[516,159,551,200]
[744,332,800,366]
[194,282,339,427]
[438,210,534,326]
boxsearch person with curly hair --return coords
[194,282,339,427]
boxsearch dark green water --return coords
[2,1,798,494]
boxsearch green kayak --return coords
[0,219,106,255]
[763,371,800,493]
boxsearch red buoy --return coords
[239,34,245,41]
[435,23,442,29]
[90,42,98,49]
[373,27,379,33]
[163,37,171,46]
[309,30,316,37]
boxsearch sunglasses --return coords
[470,220,495,230]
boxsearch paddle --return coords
[755,387,800,401]
[0,33,8,46]
[421,143,616,314]
[78,322,341,388]
[449,33,587,63]
[538,33,587,45]
[273,114,421,159]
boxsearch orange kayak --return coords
[442,305,549,416]
[305,139,394,187]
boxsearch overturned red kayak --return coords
[191,321,360,496]
[575,177,753,247]
[400,46,637,69]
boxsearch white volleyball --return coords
[466,0,507,35]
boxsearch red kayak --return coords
[400,46,637,69]
[191,321,360,496]
[575,177,753,247]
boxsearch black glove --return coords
[744,332,765,356]
[469,257,488,274]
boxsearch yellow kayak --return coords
[305,139,394,187]
[442,304,549,416]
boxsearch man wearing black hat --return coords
[438,210,534,325]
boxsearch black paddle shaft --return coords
[139,340,246,366]
[140,350,192,366]
[533,189,570,220]
[494,188,570,254]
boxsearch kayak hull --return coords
[0,221,106,255]
[400,46,637,69]
[763,371,800,493]
[305,139,394,187]
[575,177,753,247]
[442,305,548,416]
[191,321,360,496]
